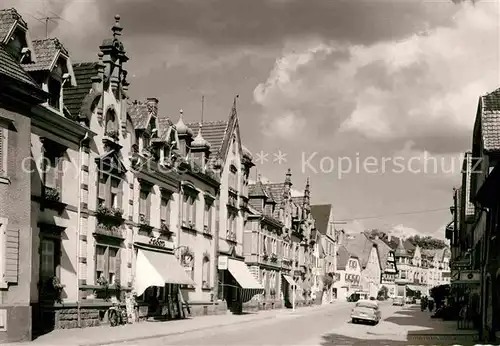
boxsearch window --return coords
[95,245,119,285]
[105,109,118,136]
[182,193,197,227]
[139,188,150,223]
[204,200,213,231]
[160,194,171,227]
[229,165,237,191]
[40,238,57,280]
[6,27,28,62]
[226,209,236,233]
[202,256,210,288]
[48,77,61,110]
[232,137,236,155]
[98,173,122,209]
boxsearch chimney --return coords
[146,97,159,118]
[284,168,292,193]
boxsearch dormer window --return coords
[6,27,29,62]
[104,109,119,140]
[48,57,69,112]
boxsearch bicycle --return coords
[108,303,128,327]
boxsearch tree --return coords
[407,235,446,250]
[377,286,388,300]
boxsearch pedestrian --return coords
[428,299,434,312]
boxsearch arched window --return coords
[202,255,210,289]
[105,109,118,138]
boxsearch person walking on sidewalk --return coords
[428,298,434,312]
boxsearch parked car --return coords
[347,293,360,302]
[393,296,404,306]
[351,300,381,325]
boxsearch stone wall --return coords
[56,308,101,329]
[188,301,227,317]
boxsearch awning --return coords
[407,285,425,292]
[282,275,298,287]
[227,259,263,289]
[227,258,264,303]
[135,249,195,296]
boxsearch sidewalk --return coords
[14,302,336,346]
[369,305,479,343]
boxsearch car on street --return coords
[393,296,404,306]
[350,300,381,325]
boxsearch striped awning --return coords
[227,258,264,303]
[282,275,298,287]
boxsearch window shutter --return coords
[4,228,19,283]
[0,129,4,174]
[191,196,197,225]
[146,191,151,222]
[115,248,121,283]
[98,174,107,201]
[57,156,64,192]
[117,181,123,211]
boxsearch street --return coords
[107,302,473,346]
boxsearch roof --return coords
[394,237,410,257]
[128,100,150,129]
[0,45,41,90]
[336,245,357,270]
[481,88,500,151]
[248,181,268,198]
[310,204,331,235]
[262,183,287,218]
[22,38,68,72]
[371,237,393,270]
[291,196,305,206]
[63,62,98,118]
[345,233,376,269]
[248,181,277,213]
[186,120,229,164]
[0,8,26,43]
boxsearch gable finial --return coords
[112,14,122,38]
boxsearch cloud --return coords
[254,2,499,154]
[387,224,422,239]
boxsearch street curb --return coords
[80,315,277,346]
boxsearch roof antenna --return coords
[27,10,70,39]
[201,95,204,124]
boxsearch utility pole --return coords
[332,221,346,300]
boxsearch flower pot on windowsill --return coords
[262,253,268,261]
[96,206,124,227]
[139,222,153,233]
[203,225,212,236]
[270,254,278,263]
[41,186,67,212]
[181,221,197,233]
[94,224,125,239]
[104,130,120,141]
[160,223,173,239]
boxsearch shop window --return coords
[95,245,119,285]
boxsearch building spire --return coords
[112,14,122,38]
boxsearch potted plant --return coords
[96,275,110,300]
[44,187,61,202]
[262,253,268,261]
[160,222,173,239]
[270,253,278,263]
[52,276,65,303]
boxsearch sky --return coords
[6,0,499,239]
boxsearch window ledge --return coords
[0,176,10,185]
[0,281,7,289]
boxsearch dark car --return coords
[347,293,360,302]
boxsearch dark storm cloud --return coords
[101,0,458,47]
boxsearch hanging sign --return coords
[149,237,166,248]
[218,255,228,270]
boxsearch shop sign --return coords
[149,237,166,248]
[218,255,228,270]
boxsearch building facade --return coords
[344,232,381,299]
[371,236,398,298]
[0,8,50,342]
[333,243,361,301]
[310,204,337,303]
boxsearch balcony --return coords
[95,206,124,228]
[40,186,67,213]
[94,224,124,239]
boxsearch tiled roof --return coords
[310,204,331,235]
[22,38,68,72]
[291,196,305,206]
[0,8,26,42]
[345,233,375,269]
[372,237,392,270]
[263,183,287,218]
[0,45,40,90]
[63,62,98,118]
[248,182,268,198]
[336,245,357,270]
[157,116,174,141]
[128,100,150,130]
[187,120,229,163]
[481,88,500,151]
